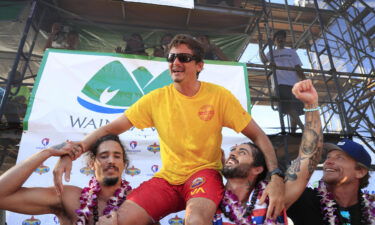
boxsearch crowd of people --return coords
[42,23,230,61]
[114,33,229,61]
[0,33,373,225]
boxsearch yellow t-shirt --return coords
[125,82,251,184]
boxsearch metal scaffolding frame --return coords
[0,0,44,129]
[0,0,374,173]
[253,0,374,155]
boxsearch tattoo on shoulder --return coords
[51,142,66,150]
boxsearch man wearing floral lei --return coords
[287,138,374,225]
[214,79,324,225]
[0,134,132,225]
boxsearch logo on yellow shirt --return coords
[198,105,215,121]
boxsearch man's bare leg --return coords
[184,197,217,225]
[117,200,154,225]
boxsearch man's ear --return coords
[252,166,264,176]
[221,149,226,165]
[88,161,94,171]
[196,61,204,73]
[355,166,368,179]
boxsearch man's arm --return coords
[241,119,284,220]
[0,143,73,214]
[81,114,133,151]
[284,79,323,209]
[242,120,278,171]
[53,114,133,194]
[258,35,269,64]
[44,23,60,50]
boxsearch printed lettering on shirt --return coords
[198,105,215,121]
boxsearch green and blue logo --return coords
[77,60,172,113]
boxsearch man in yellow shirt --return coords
[54,34,284,225]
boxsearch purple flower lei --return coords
[316,180,375,225]
[221,188,252,225]
[221,181,278,225]
[75,177,132,225]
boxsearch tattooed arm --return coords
[284,80,323,209]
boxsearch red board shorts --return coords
[127,169,224,222]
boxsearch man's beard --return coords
[322,173,342,186]
[103,177,119,186]
[222,163,252,179]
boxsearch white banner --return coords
[123,0,194,9]
[6,49,250,225]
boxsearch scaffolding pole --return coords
[313,0,352,136]
[0,0,38,123]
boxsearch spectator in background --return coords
[153,33,173,57]
[44,23,80,50]
[197,35,228,61]
[260,30,305,133]
[115,33,147,56]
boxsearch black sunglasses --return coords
[167,53,200,63]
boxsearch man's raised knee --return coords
[184,214,210,225]
[117,200,153,225]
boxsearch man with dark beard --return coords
[0,135,131,225]
[214,79,324,225]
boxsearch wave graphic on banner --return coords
[77,60,172,114]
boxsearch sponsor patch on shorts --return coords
[190,177,206,189]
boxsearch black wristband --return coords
[268,168,285,179]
